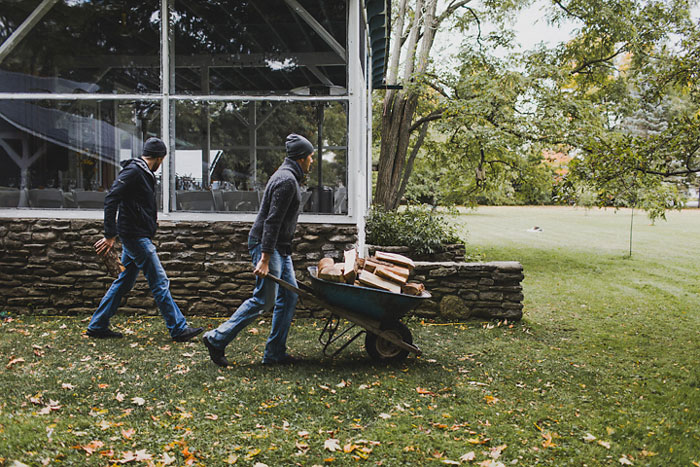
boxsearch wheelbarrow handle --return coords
[264,273,316,301]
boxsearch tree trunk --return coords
[374,90,419,209]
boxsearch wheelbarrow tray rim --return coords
[307,266,431,321]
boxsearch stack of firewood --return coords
[316,248,426,296]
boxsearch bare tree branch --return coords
[410,110,444,132]
[552,0,585,21]
[570,45,627,75]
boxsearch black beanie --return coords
[142,137,167,158]
[285,134,314,160]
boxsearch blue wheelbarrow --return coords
[266,266,430,363]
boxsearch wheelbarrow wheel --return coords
[365,320,412,363]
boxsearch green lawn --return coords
[1,206,699,466]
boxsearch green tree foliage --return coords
[388,0,700,219]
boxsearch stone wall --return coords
[0,218,523,321]
[412,261,524,321]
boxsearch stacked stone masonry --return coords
[0,219,523,321]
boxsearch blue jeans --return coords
[88,237,188,338]
[204,239,298,363]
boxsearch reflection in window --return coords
[173,100,347,213]
[172,0,347,95]
[0,99,161,209]
[0,1,161,94]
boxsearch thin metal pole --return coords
[629,205,634,257]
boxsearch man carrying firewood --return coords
[202,133,314,367]
[87,137,203,342]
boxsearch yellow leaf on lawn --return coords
[598,440,612,449]
[460,451,476,462]
[223,453,238,464]
[541,432,556,449]
[619,456,633,465]
[121,428,135,440]
[244,448,261,460]
[466,438,490,445]
[484,395,499,405]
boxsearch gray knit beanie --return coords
[285,134,314,160]
[142,137,167,158]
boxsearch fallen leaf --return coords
[416,387,436,396]
[466,437,490,445]
[484,395,500,405]
[598,440,611,449]
[223,453,238,464]
[490,444,507,459]
[640,450,657,457]
[460,451,476,462]
[161,452,176,465]
[98,383,108,388]
[76,440,104,455]
[253,463,268,467]
[205,413,219,420]
[61,383,75,390]
[131,397,145,406]
[442,460,460,465]
[324,438,341,452]
[6,357,25,369]
[298,431,310,438]
[115,392,125,402]
[582,433,596,443]
[378,413,391,419]
[118,450,138,463]
[619,457,633,465]
[541,432,556,449]
[121,428,135,440]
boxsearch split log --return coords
[401,282,425,296]
[319,264,344,283]
[318,257,335,271]
[343,248,358,284]
[374,265,408,285]
[374,251,415,271]
[358,270,402,294]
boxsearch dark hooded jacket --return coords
[103,158,158,239]
[249,158,303,255]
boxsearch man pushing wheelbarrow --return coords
[202,134,314,367]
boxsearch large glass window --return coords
[172,100,347,213]
[0,99,161,208]
[0,1,161,94]
[172,0,347,95]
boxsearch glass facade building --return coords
[0,0,386,226]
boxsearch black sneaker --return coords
[263,354,298,365]
[86,328,123,339]
[202,335,229,367]
[173,326,204,342]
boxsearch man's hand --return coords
[94,237,116,256]
[254,252,271,277]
